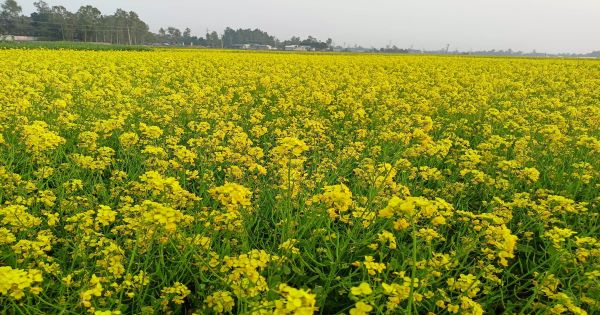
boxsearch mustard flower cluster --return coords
[0,48,598,314]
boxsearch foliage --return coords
[1,0,150,44]
[0,49,599,314]
[0,40,152,50]
[222,27,277,47]
[0,0,331,49]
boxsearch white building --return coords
[0,35,38,42]
[284,45,314,51]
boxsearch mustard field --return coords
[0,49,599,314]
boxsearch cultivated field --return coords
[0,50,599,314]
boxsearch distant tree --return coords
[128,11,149,44]
[33,1,49,14]
[1,0,20,17]
[220,27,276,47]
[280,35,329,50]
[206,30,220,48]
[76,5,101,42]
[0,0,20,21]
[30,1,52,38]
[2,0,152,43]
[117,11,133,43]
[0,0,23,34]
[102,9,150,45]
[222,27,235,47]
[181,27,192,45]
[51,5,75,40]
[110,9,130,44]
[166,26,181,44]
[3,0,338,49]
[298,35,327,50]
[281,36,301,47]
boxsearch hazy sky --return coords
[19,0,600,53]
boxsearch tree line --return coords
[0,0,335,50]
[1,0,150,44]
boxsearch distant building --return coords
[345,47,369,53]
[0,35,38,42]
[252,44,273,50]
[284,45,314,51]
[232,44,251,49]
[233,43,273,50]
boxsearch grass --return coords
[0,40,152,51]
